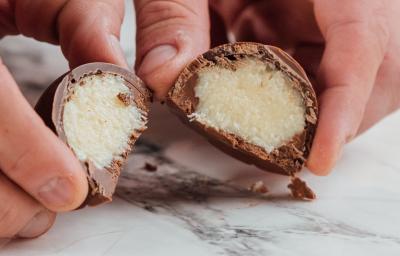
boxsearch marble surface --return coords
[1,2,400,255]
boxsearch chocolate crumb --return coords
[143,204,156,212]
[287,177,316,201]
[117,93,132,106]
[249,181,268,194]
[144,162,158,172]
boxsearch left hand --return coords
[0,0,126,238]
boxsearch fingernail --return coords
[38,177,74,208]
[138,45,177,76]
[17,211,53,238]
[108,35,129,68]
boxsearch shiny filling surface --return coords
[63,74,146,168]
[189,58,306,152]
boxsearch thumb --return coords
[134,0,210,99]
[11,0,127,68]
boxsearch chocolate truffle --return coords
[35,63,152,206]
[167,43,318,175]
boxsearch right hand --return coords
[0,0,126,238]
[134,0,399,177]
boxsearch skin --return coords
[134,0,399,176]
[0,0,126,238]
[0,0,398,238]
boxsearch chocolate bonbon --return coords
[168,42,318,176]
[35,63,151,206]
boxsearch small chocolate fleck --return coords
[249,181,268,194]
[287,177,316,201]
[117,92,132,106]
[144,162,158,172]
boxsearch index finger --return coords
[13,0,127,67]
[307,0,389,174]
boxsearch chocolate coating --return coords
[35,63,152,206]
[288,177,316,200]
[167,43,318,176]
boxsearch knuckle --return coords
[368,1,390,57]
[90,0,125,22]
[372,19,390,57]
[0,203,20,237]
[137,0,199,29]
[59,0,125,32]
[327,18,369,41]
[326,2,390,56]
[4,148,31,181]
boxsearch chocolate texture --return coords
[35,63,152,206]
[288,177,316,201]
[167,42,318,176]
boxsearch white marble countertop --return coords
[1,3,400,255]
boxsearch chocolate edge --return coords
[35,63,152,207]
[167,42,318,176]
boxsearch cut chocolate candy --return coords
[167,43,318,175]
[35,63,152,206]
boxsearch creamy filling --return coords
[189,58,306,152]
[63,74,146,168]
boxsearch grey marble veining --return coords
[1,1,400,255]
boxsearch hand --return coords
[0,0,126,238]
[135,0,399,175]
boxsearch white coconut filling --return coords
[63,74,146,169]
[189,58,306,153]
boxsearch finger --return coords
[57,0,127,67]
[0,61,88,212]
[307,0,389,175]
[0,173,55,238]
[13,0,68,44]
[356,0,400,134]
[358,54,400,133]
[134,0,210,99]
[13,0,127,67]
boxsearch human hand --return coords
[0,0,126,238]
[135,0,399,175]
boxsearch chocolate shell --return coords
[35,63,152,206]
[167,43,318,175]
